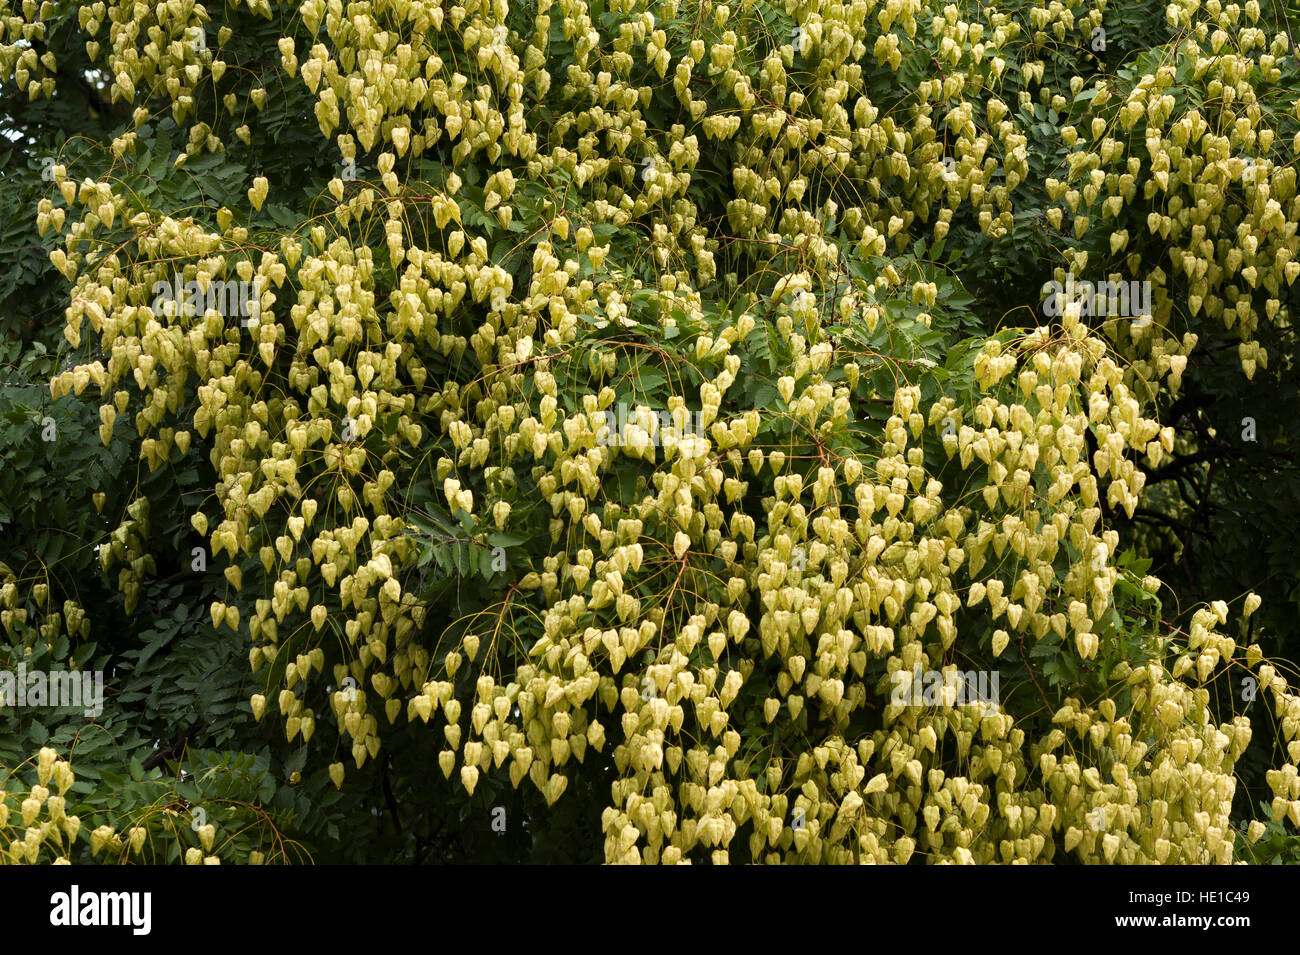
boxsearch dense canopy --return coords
[1,0,1299,863]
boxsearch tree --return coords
[1,0,1299,864]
